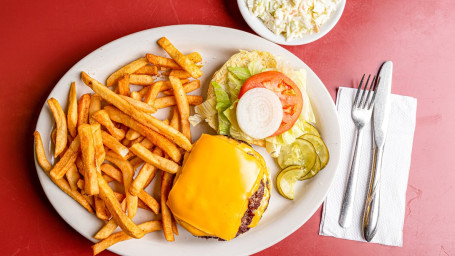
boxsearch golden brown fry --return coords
[94,195,110,221]
[130,163,156,196]
[186,52,203,63]
[81,72,192,151]
[91,123,105,166]
[130,91,142,101]
[89,94,102,124]
[125,128,141,141]
[66,163,80,191]
[146,53,202,69]
[170,107,180,132]
[94,199,127,240]
[67,82,78,137]
[161,171,175,241]
[129,156,144,169]
[101,131,129,158]
[117,74,130,96]
[79,124,99,195]
[77,94,91,128]
[157,37,203,78]
[103,175,114,183]
[134,65,158,75]
[137,190,160,214]
[137,86,150,97]
[91,109,125,141]
[143,81,163,106]
[119,95,157,113]
[34,131,93,213]
[154,95,203,109]
[169,76,191,140]
[50,135,80,180]
[104,106,182,162]
[47,98,67,157]
[92,221,162,255]
[163,79,201,96]
[101,163,123,183]
[129,74,155,86]
[97,172,145,239]
[129,143,180,174]
[105,151,137,219]
[106,57,148,87]
[130,135,145,146]
[169,69,191,79]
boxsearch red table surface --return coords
[1,0,454,255]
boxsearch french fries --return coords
[161,171,175,241]
[77,94,91,128]
[91,109,125,141]
[157,37,203,78]
[67,82,78,137]
[129,143,180,174]
[154,95,203,109]
[50,136,80,180]
[163,79,201,96]
[130,147,161,196]
[79,124,99,195]
[66,163,80,191]
[89,94,102,124]
[169,69,191,79]
[169,76,191,140]
[143,81,164,106]
[106,57,148,87]
[137,190,160,214]
[47,98,67,157]
[134,65,158,75]
[146,52,201,69]
[100,163,123,183]
[129,74,155,86]
[117,74,130,96]
[101,131,129,158]
[119,95,157,113]
[91,123,105,166]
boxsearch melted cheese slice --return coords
[167,134,263,240]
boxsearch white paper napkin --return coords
[319,87,417,246]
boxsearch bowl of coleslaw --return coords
[238,0,346,45]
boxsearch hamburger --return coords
[189,50,316,158]
[166,134,271,241]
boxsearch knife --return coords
[362,61,393,241]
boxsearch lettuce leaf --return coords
[212,81,231,135]
[228,66,251,80]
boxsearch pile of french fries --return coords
[34,37,203,255]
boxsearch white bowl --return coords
[237,0,346,46]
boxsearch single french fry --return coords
[134,65,158,75]
[89,94,102,124]
[92,221,162,255]
[67,82,78,137]
[130,91,142,101]
[130,163,156,196]
[161,171,175,241]
[100,163,123,183]
[34,131,93,213]
[119,95,157,114]
[146,53,202,69]
[103,175,114,183]
[94,195,110,221]
[163,79,200,96]
[154,95,202,109]
[129,144,180,174]
[106,57,148,87]
[104,106,182,162]
[130,135,145,146]
[77,94,91,128]
[117,74,130,96]
[97,172,145,239]
[137,86,150,97]
[172,218,179,235]
[169,76,191,140]
[94,199,127,240]
[125,128,141,141]
[143,81,163,106]
[79,124,99,195]
[101,131,129,158]
[105,151,137,219]
[66,163,80,191]
[47,98,67,157]
[169,69,191,79]
[129,156,144,170]
[81,72,192,151]
[129,74,155,86]
[157,37,203,78]
[137,190,160,214]
[91,109,125,141]
[170,107,180,132]
[50,135,80,180]
[113,192,126,202]
[121,138,131,147]
[91,123,105,166]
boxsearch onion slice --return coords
[236,88,283,139]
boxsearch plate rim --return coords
[34,24,341,256]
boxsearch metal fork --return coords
[339,74,378,228]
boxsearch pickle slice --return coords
[301,122,321,137]
[300,134,329,168]
[276,166,306,200]
[277,139,317,170]
[299,155,321,180]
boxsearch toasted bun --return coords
[167,135,271,241]
[208,51,278,147]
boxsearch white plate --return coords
[34,25,341,256]
[237,0,346,46]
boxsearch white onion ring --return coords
[236,88,283,139]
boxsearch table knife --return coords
[362,61,393,241]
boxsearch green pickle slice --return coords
[301,122,321,137]
[276,166,306,200]
[299,155,321,180]
[277,139,317,170]
[300,134,330,168]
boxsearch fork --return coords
[339,74,377,228]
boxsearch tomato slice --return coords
[239,71,303,137]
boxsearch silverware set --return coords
[339,61,393,242]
